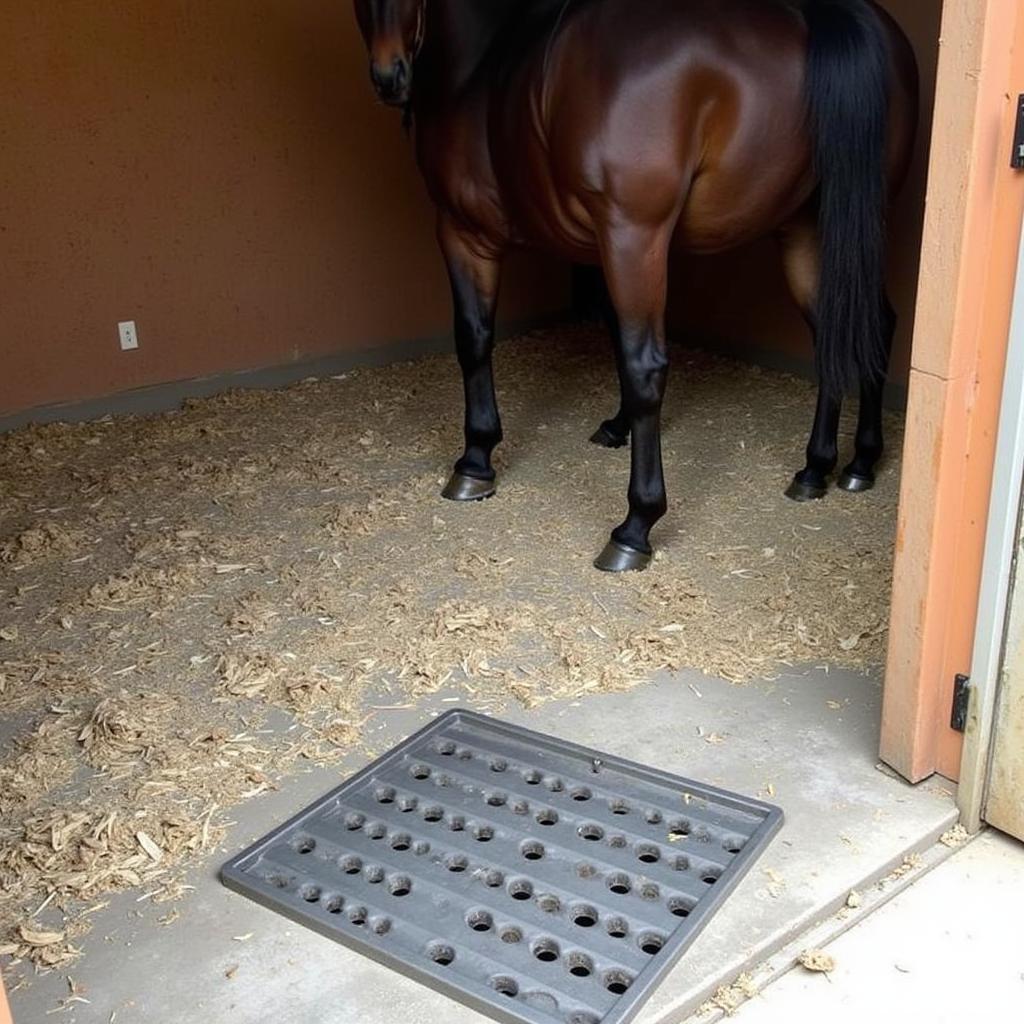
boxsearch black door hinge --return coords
[951,674,972,732]
[1012,94,1024,169]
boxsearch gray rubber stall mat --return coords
[221,710,783,1024]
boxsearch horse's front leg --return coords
[593,223,672,572]
[437,218,504,502]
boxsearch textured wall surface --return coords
[0,2,567,416]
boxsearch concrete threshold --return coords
[7,665,957,1024]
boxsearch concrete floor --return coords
[7,664,958,1023]
[727,829,1024,1024]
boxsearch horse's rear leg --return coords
[589,295,632,448]
[777,220,842,501]
[437,218,504,502]
[593,223,671,572]
[837,296,896,492]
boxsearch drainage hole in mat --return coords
[606,916,629,938]
[456,748,473,760]
[437,741,456,756]
[567,953,594,978]
[509,878,534,901]
[339,855,362,876]
[523,769,543,786]
[410,764,432,781]
[702,871,721,885]
[511,799,530,815]
[610,799,630,816]
[578,824,604,842]
[545,777,565,793]
[348,906,368,926]
[640,882,660,900]
[645,809,663,825]
[499,926,522,944]
[607,873,631,895]
[428,942,455,966]
[535,809,559,827]
[344,812,365,831]
[668,896,694,918]
[490,758,508,773]
[388,875,412,897]
[448,815,466,832]
[372,917,392,936]
[366,823,387,841]
[671,855,690,871]
[300,885,321,904]
[414,840,431,855]
[483,869,504,888]
[467,910,494,933]
[266,874,289,889]
[609,835,627,849]
[474,825,494,843]
[324,895,344,914]
[667,819,691,840]
[486,791,508,807]
[570,787,592,802]
[636,844,661,864]
[639,932,666,955]
[521,841,545,861]
[532,938,560,963]
[604,970,634,995]
[375,786,396,805]
[490,976,519,998]
[422,806,444,823]
[723,835,747,854]
[398,796,418,813]
[446,853,469,873]
[435,774,454,788]
[391,834,412,852]
[293,836,316,855]
[365,866,385,884]
[571,905,598,928]
[537,893,560,913]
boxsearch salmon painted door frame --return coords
[0,969,11,1024]
[881,0,1024,784]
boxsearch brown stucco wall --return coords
[0,3,567,418]
[666,0,942,386]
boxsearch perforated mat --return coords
[221,710,783,1024]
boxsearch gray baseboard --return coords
[0,314,564,433]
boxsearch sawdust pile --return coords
[0,323,900,974]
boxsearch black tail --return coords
[803,0,891,397]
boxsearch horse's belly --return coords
[671,168,814,254]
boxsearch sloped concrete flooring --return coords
[9,666,957,1024]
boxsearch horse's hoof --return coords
[785,477,828,503]
[838,470,875,493]
[589,424,629,449]
[442,473,496,502]
[593,540,652,573]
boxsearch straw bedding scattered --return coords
[0,323,900,975]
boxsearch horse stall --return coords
[1,2,1022,1022]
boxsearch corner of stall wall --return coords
[880,0,1024,783]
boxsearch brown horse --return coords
[353,0,919,571]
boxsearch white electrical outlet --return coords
[118,320,139,351]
